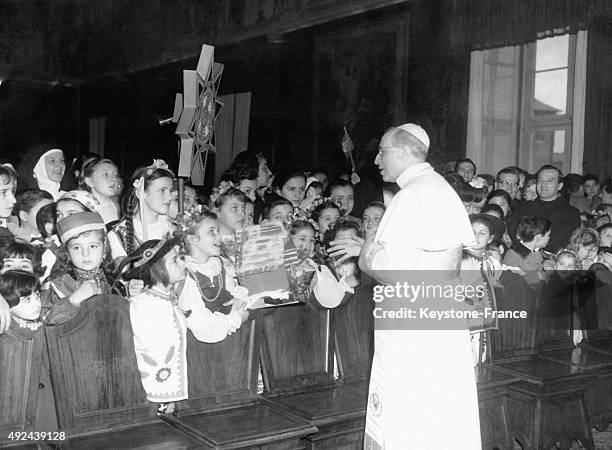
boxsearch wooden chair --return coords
[260,302,367,449]
[331,282,374,393]
[0,321,46,450]
[160,311,317,449]
[45,294,204,449]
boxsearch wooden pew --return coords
[580,271,612,431]
[260,302,367,449]
[44,294,205,449]
[160,311,317,448]
[331,282,374,393]
[486,272,597,449]
[0,321,46,449]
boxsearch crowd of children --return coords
[1,146,611,408]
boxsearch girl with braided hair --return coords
[108,160,175,265]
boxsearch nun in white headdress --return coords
[18,145,67,200]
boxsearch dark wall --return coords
[79,36,315,188]
[19,2,471,188]
[0,81,78,167]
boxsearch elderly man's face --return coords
[375,132,406,182]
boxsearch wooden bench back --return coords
[331,283,374,383]
[260,302,334,394]
[45,295,154,435]
[489,272,539,360]
[179,313,259,413]
[0,322,44,444]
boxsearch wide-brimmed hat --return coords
[469,213,506,240]
[56,211,105,243]
[122,236,182,280]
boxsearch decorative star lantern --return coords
[173,44,224,186]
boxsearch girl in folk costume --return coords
[42,212,117,325]
[180,210,249,340]
[108,160,175,263]
[79,156,121,224]
[461,214,505,363]
[210,183,247,266]
[125,237,246,408]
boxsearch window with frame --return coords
[466,32,587,175]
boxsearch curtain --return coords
[583,19,612,179]
[214,92,252,183]
[447,0,609,50]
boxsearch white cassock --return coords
[361,162,482,450]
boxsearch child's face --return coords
[86,162,119,198]
[335,260,357,278]
[363,206,384,237]
[217,197,246,234]
[533,230,551,250]
[335,229,358,241]
[471,222,492,251]
[600,227,612,247]
[191,218,221,258]
[0,180,16,218]
[269,204,293,226]
[56,199,86,222]
[291,228,315,258]
[245,202,255,227]
[313,172,329,191]
[24,198,53,231]
[1,257,34,274]
[584,180,600,198]
[317,208,340,234]
[11,291,41,321]
[577,244,597,262]
[331,186,355,216]
[184,187,197,210]
[143,177,173,216]
[163,247,186,285]
[239,179,258,202]
[555,254,581,281]
[280,177,306,207]
[66,231,105,271]
[487,196,509,216]
[305,185,322,200]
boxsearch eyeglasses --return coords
[377,146,400,156]
[498,180,519,187]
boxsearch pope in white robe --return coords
[359,124,482,449]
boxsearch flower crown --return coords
[133,159,175,191]
[209,180,236,207]
[306,196,335,216]
[290,210,318,230]
[172,206,214,237]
